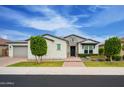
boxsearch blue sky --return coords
[0,5,124,42]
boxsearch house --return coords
[0,38,10,57]
[120,38,124,56]
[8,34,100,59]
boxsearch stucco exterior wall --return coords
[8,43,28,57]
[120,43,124,56]
[28,36,68,60]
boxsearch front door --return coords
[70,46,76,56]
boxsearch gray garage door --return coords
[13,46,28,58]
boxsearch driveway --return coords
[0,57,27,67]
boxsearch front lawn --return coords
[8,61,64,67]
[84,61,124,67]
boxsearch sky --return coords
[0,5,124,42]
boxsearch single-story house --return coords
[8,34,100,59]
[0,38,10,57]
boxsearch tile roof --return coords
[0,38,10,46]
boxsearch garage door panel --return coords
[13,46,28,58]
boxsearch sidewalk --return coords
[1,67,124,75]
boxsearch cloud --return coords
[88,5,108,13]
[0,29,31,40]
[83,6,124,27]
[23,16,72,31]
[0,34,8,39]
[22,6,80,31]
[0,6,26,22]
[0,5,114,42]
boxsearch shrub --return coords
[122,55,124,60]
[78,54,98,58]
[97,58,105,61]
[112,55,121,61]
[99,48,104,55]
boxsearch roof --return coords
[64,34,87,40]
[0,38,10,46]
[78,39,100,44]
[26,36,54,42]
[85,39,100,43]
[7,41,28,44]
[42,34,68,42]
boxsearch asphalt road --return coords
[0,75,124,87]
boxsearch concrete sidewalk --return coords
[1,67,124,75]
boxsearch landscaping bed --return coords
[8,61,64,67]
[84,61,124,67]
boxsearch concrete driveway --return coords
[0,57,27,67]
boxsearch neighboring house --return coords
[8,34,100,59]
[121,38,124,56]
[0,38,10,57]
[99,38,124,56]
[99,42,104,49]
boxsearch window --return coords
[89,50,93,54]
[84,50,88,54]
[89,45,95,50]
[83,45,95,54]
[57,44,61,50]
[84,45,88,50]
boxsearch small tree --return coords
[30,36,47,63]
[99,48,104,55]
[104,37,121,62]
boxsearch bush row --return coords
[78,54,99,58]
[78,54,124,61]
[106,55,124,61]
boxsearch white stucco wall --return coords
[28,36,68,60]
[8,43,28,57]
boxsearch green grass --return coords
[84,61,124,67]
[8,61,64,67]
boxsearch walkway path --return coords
[63,62,84,67]
[63,57,85,67]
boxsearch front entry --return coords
[70,46,76,56]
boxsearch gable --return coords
[42,34,68,44]
[42,34,67,42]
[64,34,86,46]
[79,39,99,44]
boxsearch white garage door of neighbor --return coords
[13,46,28,58]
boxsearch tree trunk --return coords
[37,56,40,63]
[40,56,42,62]
[35,56,38,64]
[110,56,112,62]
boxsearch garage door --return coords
[13,46,28,58]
